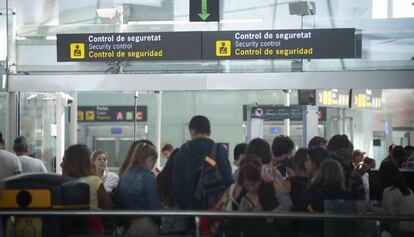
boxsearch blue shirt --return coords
[117,166,159,210]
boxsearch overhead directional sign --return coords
[352,89,382,109]
[190,0,219,22]
[57,32,201,62]
[203,29,356,59]
[56,28,358,61]
[77,106,147,122]
[243,105,327,122]
[317,89,350,108]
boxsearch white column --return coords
[5,92,19,151]
[133,91,139,141]
[387,0,393,18]
[70,92,78,145]
[348,109,374,157]
[250,118,264,140]
[246,105,264,142]
[384,114,393,151]
[155,91,162,168]
[341,108,346,135]
[284,90,290,136]
[303,106,319,147]
[7,8,17,74]
[55,93,65,173]
[4,9,18,150]
[338,108,344,134]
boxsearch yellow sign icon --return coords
[70,43,85,59]
[86,111,95,121]
[216,40,231,56]
[77,111,84,121]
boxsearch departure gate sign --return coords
[57,28,357,61]
[77,106,147,122]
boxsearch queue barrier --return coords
[0,173,90,237]
[1,210,414,237]
[1,174,414,236]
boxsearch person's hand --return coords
[233,168,239,183]
[261,164,275,182]
[261,164,285,183]
[273,178,286,192]
[274,168,285,182]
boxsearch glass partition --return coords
[14,89,414,170]
[1,2,413,235]
[0,92,6,143]
[0,0,7,62]
[0,207,412,237]
[19,92,56,172]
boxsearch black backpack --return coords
[191,143,226,209]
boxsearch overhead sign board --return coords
[57,32,201,62]
[203,28,356,60]
[190,0,219,22]
[243,105,327,122]
[77,106,147,122]
[352,89,382,109]
[317,89,350,108]
[57,28,357,62]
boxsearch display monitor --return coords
[316,89,350,108]
[298,89,316,105]
[351,89,382,109]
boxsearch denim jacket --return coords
[117,166,159,210]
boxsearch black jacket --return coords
[172,137,233,209]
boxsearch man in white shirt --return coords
[13,136,47,173]
[0,150,22,180]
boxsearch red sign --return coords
[136,112,144,121]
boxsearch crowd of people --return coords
[1,115,414,236]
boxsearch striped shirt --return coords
[0,150,22,180]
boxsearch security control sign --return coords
[57,32,201,62]
[242,105,327,122]
[57,29,357,61]
[203,28,356,59]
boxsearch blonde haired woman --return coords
[293,159,352,235]
[91,149,119,193]
[117,142,159,236]
[294,159,351,212]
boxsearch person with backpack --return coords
[172,115,233,210]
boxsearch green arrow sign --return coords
[198,0,210,20]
